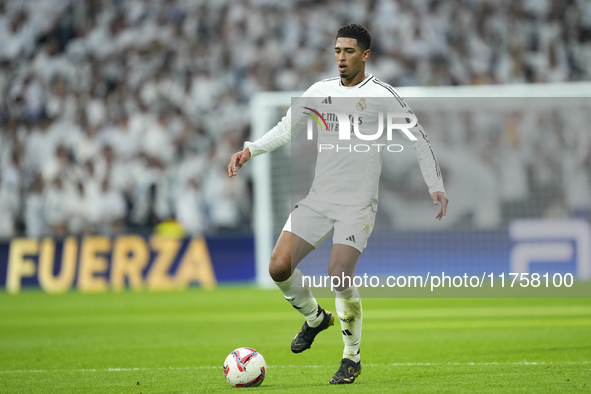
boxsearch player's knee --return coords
[328,265,355,288]
[328,265,350,279]
[269,251,291,282]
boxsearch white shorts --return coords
[282,198,376,253]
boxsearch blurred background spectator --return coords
[0,0,590,239]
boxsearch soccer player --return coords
[228,24,448,384]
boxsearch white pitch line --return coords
[0,361,588,374]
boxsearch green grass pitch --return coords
[0,287,589,393]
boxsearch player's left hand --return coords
[431,191,448,220]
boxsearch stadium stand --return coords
[0,0,590,238]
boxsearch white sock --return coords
[335,286,362,363]
[274,268,324,327]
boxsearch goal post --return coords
[249,82,591,290]
[250,92,301,288]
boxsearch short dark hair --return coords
[336,24,372,51]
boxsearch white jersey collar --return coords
[338,73,373,88]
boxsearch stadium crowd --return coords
[0,0,590,238]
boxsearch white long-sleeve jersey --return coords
[245,73,445,209]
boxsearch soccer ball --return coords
[223,347,267,387]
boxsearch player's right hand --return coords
[228,148,251,177]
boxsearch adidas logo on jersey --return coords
[346,235,356,242]
[322,96,332,104]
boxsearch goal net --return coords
[250,82,591,292]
